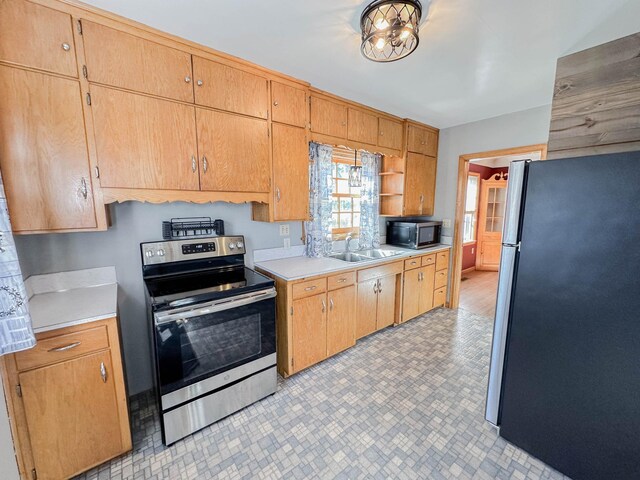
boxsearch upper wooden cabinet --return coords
[347,108,378,145]
[90,85,199,190]
[404,152,437,216]
[310,96,347,138]
[271,124,309,220]
[81,21,194,102]
[196,109,270,192]
[378,117,403,151]
[271,81,307,127]
[407,124,438,156]
[0,0,77,77]
[193,57,268,119]
[0,65,96,232]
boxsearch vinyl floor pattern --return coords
[76,308,569,480]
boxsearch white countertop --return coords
[255,244,451,281]
[25,267,118,334]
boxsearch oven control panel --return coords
[141,236,245,265]
[182,242,216,255]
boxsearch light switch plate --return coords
[279,224,290,236]
[442,219,452,228]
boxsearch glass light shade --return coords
[348,165,362,187]
[360,0,422,62]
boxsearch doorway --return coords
[450,144,547,317]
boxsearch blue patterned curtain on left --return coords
[359,151,381,250]
[0,174,35,355]
[305,142,334,257]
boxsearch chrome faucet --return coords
[345,233,353,253]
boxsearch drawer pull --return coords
[411,261,417,265]
[48,341,81,353]
[100,361,108,383]
[337,278,347,283]
[304,285,317,291]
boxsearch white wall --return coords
[0,378,19,480]
[15,202,302,395]
[433,104,553,238]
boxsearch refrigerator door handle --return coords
[485,244,518,426]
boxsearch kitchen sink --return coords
[329,249,404,263]
[328,252,372,263]
[357,249,404,259]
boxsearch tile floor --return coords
[77,308,569,479]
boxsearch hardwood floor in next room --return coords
[459,269,499,318]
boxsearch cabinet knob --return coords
[61,42,71,51]
[197,79,203,87]
[184,76,192,83]
[273,101,279,106]
[380,131,384,136]
[341,121,346,126]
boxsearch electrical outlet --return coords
[283,238,291,249]
[471,247,475,254]
[442,219,452,228]
[279,224,290,236]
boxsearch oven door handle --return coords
[154,287,276,325]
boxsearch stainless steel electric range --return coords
[141,236,277,445]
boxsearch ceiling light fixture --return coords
[360,0,422,62]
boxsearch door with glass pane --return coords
[476,178,508,270]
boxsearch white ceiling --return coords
[80,0,638,128]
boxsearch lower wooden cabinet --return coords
[1,317,131,480]
[356,262,403,339]
[327,284,356,356]
[401,249,450,322]
[291,293,327,372]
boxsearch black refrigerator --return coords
[485,152,640,480]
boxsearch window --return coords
[330,147,361,236]
[463,173,480,243]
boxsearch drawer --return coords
[434,269,448,289]
[436,250,450,271]
[421,254,436,267]
[404,257,421,271]
[15,325,110,372]
[327,271,355,290]
[292,278,327,300]
[433,287,446,307]
[357,261,403,283]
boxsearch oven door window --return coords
[155,296,276,395]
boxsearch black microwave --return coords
[386,220,442,249]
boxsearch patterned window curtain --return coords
[359,151,382,250]
[0,174,35,355]
[305,142,334,257]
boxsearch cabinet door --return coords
[0,66,96,231]
[20,350,124,479]
[407,125,438,156]
[403,152,436,216]
[356,279,378,339]
[0,0,77,77]
[91,85,199,190]
[292,293,327,372]
[418,264,436,314]
[193,57,268,118]
[310,96,347,138]
[271,81,307,127]
[82,21,194,102]
[272,124,309,220]
[378,117,403,150]
[196,109,270,192]
[327,285,356,357]
[376,275,397,330]
[347,108,378,145]
[402,268,422,322]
